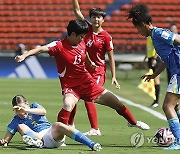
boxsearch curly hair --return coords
[127,3,152,26]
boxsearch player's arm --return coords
[85,52,98,69]
[72,0,85,20]
[108,50,120,89]
[174,35,180,45]
[13,105,46,116]
[15,45,49,63]
[142,61,166,82]
[0,131,13,146]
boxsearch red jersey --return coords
[47,38,93,89]
[84,21,114,76]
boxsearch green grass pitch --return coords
[0,69,178,154]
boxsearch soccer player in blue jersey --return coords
[0,95,101,151]
[128,3,180,150]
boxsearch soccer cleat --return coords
[151,102,159,108]
[128,121,150,130]
[164,142,180,150]
[92,143,102,151]
[23,135,43,148]
[84,128,101,136]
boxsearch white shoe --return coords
[60,135,67,146]
[84,128,101,136]
[152,103,159,108]
[128,121,150,130]
[92,143,102,151]
[23,135,43,148]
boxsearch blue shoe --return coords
[164,142,180,150]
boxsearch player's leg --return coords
[18,124,43,147]
[51,122,102,151]
[163,92,180,150]
[95,90,150,130]
[57,93,78,124]
[84,74,104,135]
[84,101,101,136]
[175,103,180,120]
[68,104,77,126]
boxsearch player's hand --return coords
[112,78,120,89]
[0,139,8,146]
[141,74,154,82]
[15,55,25,62]
[13,106,27,113]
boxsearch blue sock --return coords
[71,130,95,149]
[168,118,180,143]
[176,110,180,121]
[24,131,35,140]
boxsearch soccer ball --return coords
[154,127,175,146]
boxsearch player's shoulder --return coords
[153,27,171,36]
[101,30,112,39]
[30,102,42,108]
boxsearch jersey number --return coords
[73,55,82,65]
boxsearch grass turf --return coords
[0,69,178,154]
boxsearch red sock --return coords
[85,101,98,129]
[116,105,137,125]
[57,108,71,124]
[68,105,77,125]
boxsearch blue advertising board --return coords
[0,56,58,78]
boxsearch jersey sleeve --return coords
[154,28,176,46]
[105,33,114,52]
[30,102,42,109]
[46,41,59,56]
[7,116,21,135]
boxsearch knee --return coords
[63,102,75,112]
[53,122,64,130]
[162,103,173,113]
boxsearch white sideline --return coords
[113,93,167,121]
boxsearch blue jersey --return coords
[151,27,180,77]
[7,103,51,135]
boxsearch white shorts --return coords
[41,127,65,148]
[167,74,180,94]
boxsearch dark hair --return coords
[12,95,27,106]
[67,19,88,36]
[127,3,152,26]
[89,8,106,19]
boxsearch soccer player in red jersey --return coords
[70,0,120,135]
[15,20,150,136]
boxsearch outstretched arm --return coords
[15,45,49,62]
[13,105,46,116]
[142,61,166,82]
[108,50,120,89]
[0,131,13,146]
[72,0,85,20]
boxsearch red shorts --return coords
[62,80,105,102]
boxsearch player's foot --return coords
[164,142,180,150]
[92,143,102,151]
[151,102,159,108]
[84,128,101,136]
[23,135,43,148]
[128,121,150,130]
[60,135,67,146]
